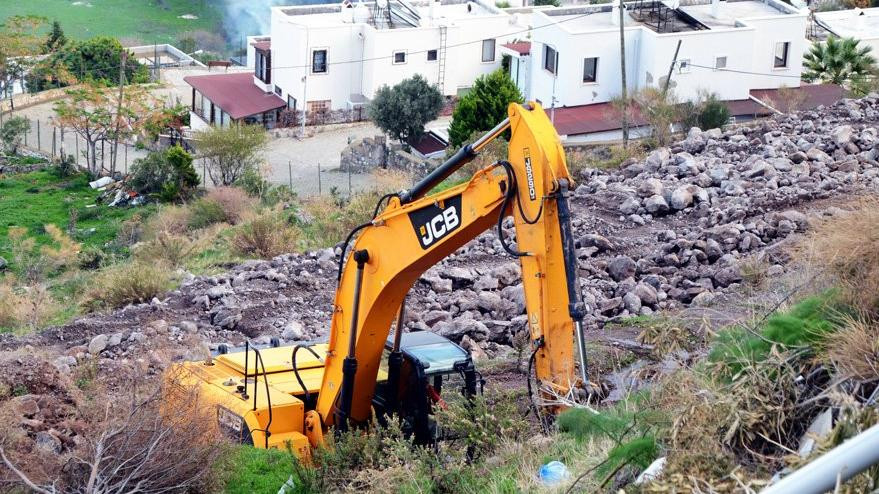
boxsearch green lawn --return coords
[0,167,150,267]
[0,0,223,45]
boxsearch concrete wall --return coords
[267,1,524,113]
[528,3,808,109]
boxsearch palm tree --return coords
[803,36,877,86]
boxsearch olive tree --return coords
[0,116,30,154]
[368,74,443,146]
[448,69,522,148]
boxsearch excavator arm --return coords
[314,102,588,433]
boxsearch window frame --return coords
[427,49,438,62]
[393,50,407,65]
[543,45,557,75]
[582,57,598,83]
[774,41,790,69]
[481,39,496,63]
[311,48,329,74]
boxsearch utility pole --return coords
[112,51,127,175]
[618,0,629,149]
[662,40,682,98]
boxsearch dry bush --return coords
[0,383,225,494]
[40,224,81,273]
[0,277,59,333]
[824,315,879,381]
[203,187,257,225]
[133,232,202,268]
[143,205,193,239]
[798,200,879,313]
[232,212,301,259]
[114,213,145,247]
[82,262,174,310]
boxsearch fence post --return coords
[52,127,57,158]
[37,120,40,151]
[124,144,128,174]
[101,140,105,171]
[203,158,207,187]
[23,118,28,147]
[317,162,321,196]
[288,160,292,189]
[348,161,352,197]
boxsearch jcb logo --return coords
[409,194,463,249]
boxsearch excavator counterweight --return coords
[167,102,589,456]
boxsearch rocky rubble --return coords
[3,95,879,372]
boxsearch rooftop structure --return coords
[814,7,879,54]
[185,72,286,129]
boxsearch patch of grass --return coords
[0,170,153,274]
[82,261,175,310]
[0,0,224,45]
[221,446,295,494]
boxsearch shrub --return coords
[187,198,227,230]
[134,232,200,268]
[0,116,31,155]
[197,124,268,186]
[129,146,200,201]
[204,187,256,225]
[824,315,879,381]
[232,212,301,258]
[698,95,731,130]
[435,391,528,459]
[143,205,192,239]
[82,261,174,310]
[449,70,523,148]
[0,277,58,333]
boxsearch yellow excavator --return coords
[168,102,590,459]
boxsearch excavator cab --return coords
[372,331,479,445]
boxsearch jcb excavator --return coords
[168,102,590,458]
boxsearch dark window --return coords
[582,57,598,83]
[394,51,406,64]
[774,42,789,68]
[312,49,328,73]
[287,95,297,110]
[481,39,496,62]
[274,85,282,96]
[427,49,438,61]
[543,45,557,75]
[255,50,271,84]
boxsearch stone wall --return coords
[340,135,439,177]
[0,85,83,113]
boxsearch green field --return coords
[0,0,224,45]
[0,166,149,265]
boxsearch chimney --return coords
[711,0,720,18]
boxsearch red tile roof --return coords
[184,73,286,120]
[412,131,448,156]
[750,84,845,112]
[502,41,531,56]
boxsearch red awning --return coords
[251,40,271,52]
[412,132,448,156]
[184,73,286,120]
[502,41,531,56]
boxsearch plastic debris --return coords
[538,460,570,486]
[89,176,115,189]
[635,456,666,485]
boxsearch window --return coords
[427,49,438,61]
[582,57,598,83]
[714,56,727,70]
[274,85,282,96]
[678,59,691,74]
[312,49,328,73]
[255,50,270,84]
[287,96,297,110]
[393,51,407,64]
[774,42,789,68]
[543,45,557,75]
[481,39,496,63]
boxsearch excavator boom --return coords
[167,102,588,455]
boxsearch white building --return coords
[814,7,879,55]
[502,0,811,140]
[268,0,529,123]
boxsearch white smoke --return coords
[221,0,332,42]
